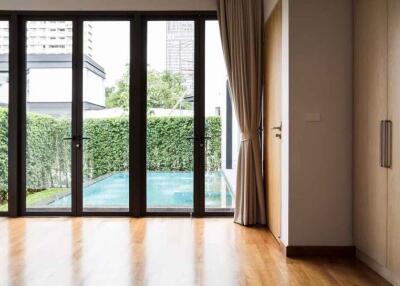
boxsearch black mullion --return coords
[129,18,140,216]
[18,18,27,215]
[7,15,19,216]
[193,18,205,217]
[132,15,147,216]
[72,18,83,216]
[129,19,135,216]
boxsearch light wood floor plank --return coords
[0,218,391,286]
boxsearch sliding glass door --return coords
[144,19,234,215]
[204,20,235,212]
[16,14,232,216]
[0,21,9,213]
[146,20,195,212]
[23,19,131,214]
[25,20,73,212]
[81,21,130,212]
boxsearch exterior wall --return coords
[27,68,72,103]
[220,90,241,191]
[83,68,105,107]
[27,67,104,107]
[0,82,8,105]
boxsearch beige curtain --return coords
[218,0,266,225]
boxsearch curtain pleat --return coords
[217,0,266,225]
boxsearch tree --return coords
[105,66,191,110]
[105,71,129,110]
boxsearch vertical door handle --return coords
[385,120,392,168]
[380,120,385,167]
[380,120,392,168]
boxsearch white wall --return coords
[287,0,353,246]
[264,0,353,246]
[83,69,105,106]
[28,68,105,107]
[281,0,290,247]
[0,0,216,11]
[0,83,8,104]
[28,69,72,103]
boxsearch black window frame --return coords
[0,10,233,218]
[0,16,12,217]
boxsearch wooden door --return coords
[354,0,388,266]
[388,0,400,277]
[264,0,282,240]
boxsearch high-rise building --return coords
[0,21,93,56]
[0,22,8,55]
[166,21,194,99]
[0,21,103,115]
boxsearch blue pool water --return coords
[50,171,234,209]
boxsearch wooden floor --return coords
[0,217,390,286]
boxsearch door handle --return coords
[385,120,392,168]
[186,136,212,141]
[380,120,384,167]
[63,137,75,141]
[272,123,282,131]
[380,120,392,168]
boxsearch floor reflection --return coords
[0,217,389,286]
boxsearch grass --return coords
[0,202,7,212]
[0,188,67,211]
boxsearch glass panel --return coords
[146,21,195,211]
[25,21,73,211]
[205,20,235,212]
[0,21,9,212]
[82,21,130,212]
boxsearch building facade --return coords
[0,21,93,56]
[166,21,194,100]
[0,21,104,117]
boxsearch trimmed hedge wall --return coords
[0,108,221,196]
[147,116,221,171]
[0,109,7,204]
[83,117,129,179]
[26,114,70,190]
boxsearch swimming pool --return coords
[49,171,234,209]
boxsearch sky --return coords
[88,20,227,116]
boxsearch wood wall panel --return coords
[388,0,400,280]
[353,0,388,266]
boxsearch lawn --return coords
[0,188,67,211]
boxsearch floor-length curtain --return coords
[218,0,266,225]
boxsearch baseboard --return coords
[283,245,356,258]
[356,249,400,286]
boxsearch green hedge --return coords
[0,107,221,195]
[26,114,70,190]
[0,109,8,204]
[147,116,221,171]
[83,117,129,179]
